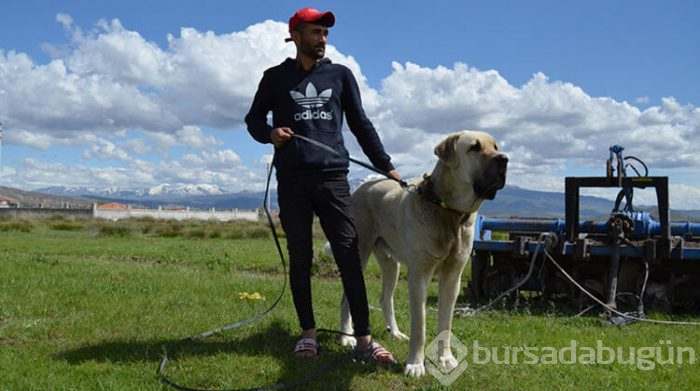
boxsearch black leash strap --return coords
[292,134,409,189]
[157,164,354,391]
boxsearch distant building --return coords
[97,202,128,210]
[0,196,20,208]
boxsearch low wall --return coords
[94,207,261,222]
[0,206,261,222]
[0,208,94,219]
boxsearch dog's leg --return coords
[375,240,408,341]
[404,267,434,377]
[338,293,356,347]
[435,258,468,371]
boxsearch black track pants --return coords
[277,171,371,337]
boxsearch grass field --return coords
[1,217,699,390]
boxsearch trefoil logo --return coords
[290,83,333,121]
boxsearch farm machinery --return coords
[468,145,700,322]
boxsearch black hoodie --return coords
[245,58,394,178]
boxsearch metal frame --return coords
[564,176,672,257]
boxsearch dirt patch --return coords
[0,336,21,347]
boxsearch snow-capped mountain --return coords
[38,183,227,198]
[145,183,226,197]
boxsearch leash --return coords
[157,163,356,391]
[292,134,411,189]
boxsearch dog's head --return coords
[434,130,508,200]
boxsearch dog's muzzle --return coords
[475,153,509,200]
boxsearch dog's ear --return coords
[434,133,461,168]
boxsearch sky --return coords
[0,0,699,209]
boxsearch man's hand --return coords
[270,127,294,148]
[387,169,401,182]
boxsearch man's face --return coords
[295,23,329,60]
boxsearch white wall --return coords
[93,206,261,222]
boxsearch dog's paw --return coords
[437,355,459,371]
[404,362,426,377]
[388,329,409,341]
[340,334,357,348]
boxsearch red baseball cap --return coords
[285,7,335,42]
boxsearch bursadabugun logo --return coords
[425,333,696,386]
[425,330,469,386]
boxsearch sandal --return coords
[293,337,318,359]
[353,341,397,368]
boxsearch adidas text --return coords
[294,110,333,121]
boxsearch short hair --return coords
[293,22,308,34]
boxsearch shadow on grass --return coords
[53,320,393,390]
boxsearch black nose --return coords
[497,154,509,165]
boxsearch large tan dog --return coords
[338,130,508,376]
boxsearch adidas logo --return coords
[290,83,332,109]
[291,83,334,121]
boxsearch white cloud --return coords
[1,16,379,148]
[0,51,181,138]
[669,184,700,210]
[0,165,16,178]
[580,184,700,212]
[11,146,260,192]
[371,63,699,187]
[122,138,152,154]
[2,16,700,209]
[635,96,651,105]
[174,125,222,148]
[260,154,273,165]
[82,139,131,162]
[19,158,141,188]
[67,18,168,86]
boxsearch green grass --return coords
[1,217,699,390]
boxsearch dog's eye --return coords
[469,141,481,153]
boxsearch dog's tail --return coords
[323,242,333,258]
[324,238,393,262]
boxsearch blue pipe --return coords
[478,218,567,235]
[478,213,700,238]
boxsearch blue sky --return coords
[1,0,699,208]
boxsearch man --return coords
[245,7,399,365]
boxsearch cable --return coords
[459,233,700,326]
[575,304,597,317]
[624,156,649,177]
[620,238,650,314]
[541,237,700,326]
[637,249,650,314]
[455,233,548,316]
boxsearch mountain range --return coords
[37,183,227,198]
[2,183,699,222]
[28,183,265,210]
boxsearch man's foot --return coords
[293,338,318,359]
[353,341,397,368]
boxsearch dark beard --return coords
[301,41,325,60]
